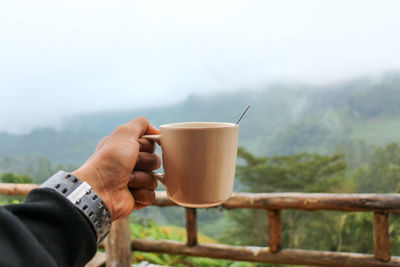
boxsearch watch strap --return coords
[40,171,112,245]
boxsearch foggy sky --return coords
[1,0,400,133]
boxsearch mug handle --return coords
[142,134,161,145]
[142,134,165,184]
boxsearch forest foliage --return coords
[227,144,400,257]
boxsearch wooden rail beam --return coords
[0,183,38,196]
[268,210,281,252]
[185,208,198,246]
[374,212,391,262]
[153,191,400,213]
[2,186,400,213]
[131,239,400,267]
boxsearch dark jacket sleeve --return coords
[0,188,97,267]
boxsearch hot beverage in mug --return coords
[143,122,239,208]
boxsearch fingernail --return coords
[130,173,135,182]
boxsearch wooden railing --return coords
[1,183,400,266]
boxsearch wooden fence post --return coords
[186,208,198,246]
[105,216,131,267]
[373,212,391,262]
[268,210,281,253]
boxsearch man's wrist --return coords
[72,167,114,218]
[40,171,112,245]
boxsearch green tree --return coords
[333,139,374,170]
[223,148,348,252]
[353,143,400,193]
[1,172,33,184]
[235,147,348,193]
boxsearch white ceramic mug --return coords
[143,122,239,208]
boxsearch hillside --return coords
[1,73,400,169]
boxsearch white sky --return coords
[1,0,400,133]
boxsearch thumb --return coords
[125,117,159,140]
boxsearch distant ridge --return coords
[1,72,400,165]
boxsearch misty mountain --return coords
[1,73,400,166]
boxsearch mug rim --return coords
[160,121,238,129]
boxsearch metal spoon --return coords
[235,104,251,125]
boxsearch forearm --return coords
[0,188,97,267]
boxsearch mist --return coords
[1,0,400,133]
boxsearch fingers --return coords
[128,172,158,190]
[135,152,161,170]
[129,188,156,210]
[129,171,158,210]
[139,138,156,153]
[133,203,149,210]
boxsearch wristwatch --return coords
[40,171,112,245]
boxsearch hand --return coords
[72,117,161,221]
